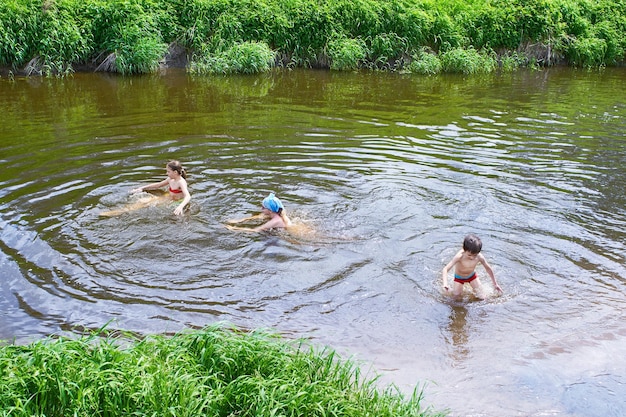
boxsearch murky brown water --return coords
[1,68,625,416]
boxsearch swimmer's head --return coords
[463,234,482,254]
[262,193,284,213]
[167,160,187,179]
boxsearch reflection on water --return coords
[447,305,470,365]
[1,68,625,416]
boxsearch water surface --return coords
[1,68,625,416]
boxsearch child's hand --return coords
[494,284,503,294]
[173,205,184,216]
[130,187,142,194]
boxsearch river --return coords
[0,67,624,416]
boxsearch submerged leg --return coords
[99,195,161,217]
[469,278,486,300]
[447,281,464,299]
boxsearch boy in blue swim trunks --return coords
[442,234,503,299]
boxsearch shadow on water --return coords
[0,68,625,416]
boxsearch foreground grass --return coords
[0,325,444,417]
[0,0,625,75]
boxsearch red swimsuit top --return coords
[169,187,183,194]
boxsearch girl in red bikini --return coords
[441,234,503,299]
[130,160,191,216]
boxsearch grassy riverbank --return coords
[0,325,443,416]
[0,0,624,75]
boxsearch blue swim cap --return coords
[262,193,284,213]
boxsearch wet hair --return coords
[167,160,187,179]
[463,234,482,254]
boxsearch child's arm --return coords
[225,213,267,224]
[479,254,502,293]
[225,217,283,233]
[441,251,461,290]
[131,179,168,193]
[224,224,258,233]
[254,217,283,231]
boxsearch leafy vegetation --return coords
[0,325,443,417]
[190,41,275,74]
[0,0,624,75]
[407,48,442,75]
[440,47,497,74]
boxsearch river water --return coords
[0,68,624,416]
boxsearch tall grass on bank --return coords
[0,325,444,417]
[1,0,625,75]
[440,47,497,74]
[189,41,275,74]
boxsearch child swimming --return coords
[100,160,191,217]
[225,193,291,232]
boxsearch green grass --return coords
[0,325,444,417]
[407,48,442,75]
[1,0,625,75]
[190,40,275,74]
[440,46,498,74]
[328,36,367,70]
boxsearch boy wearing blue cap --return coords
[226,193,292,232]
